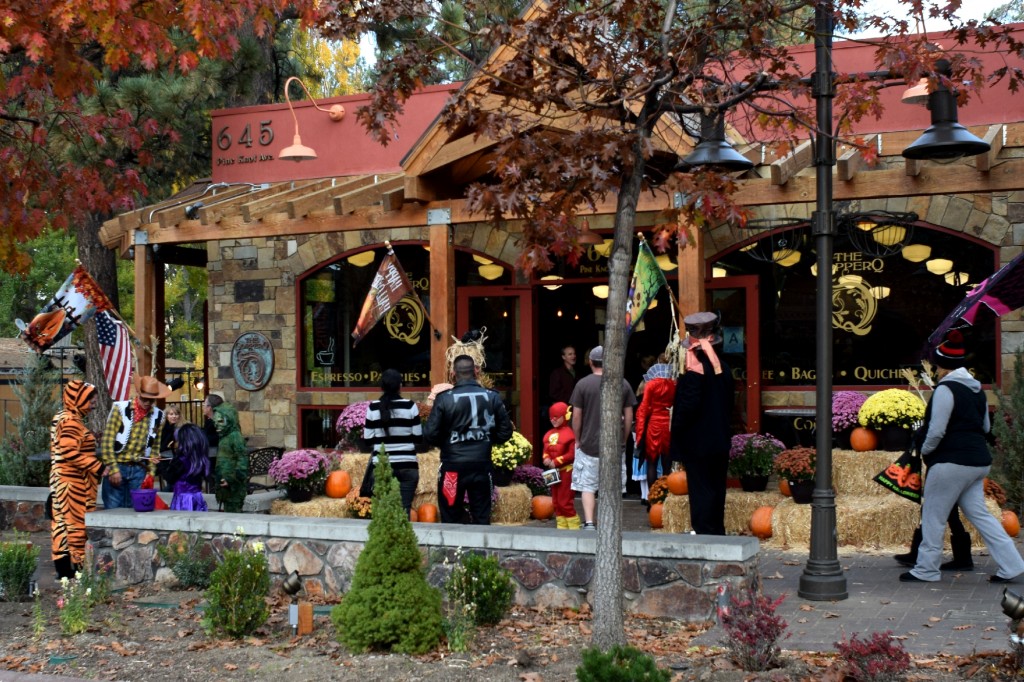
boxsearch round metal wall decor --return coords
[231,332,274,391]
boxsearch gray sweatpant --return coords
[911,462,1024,581]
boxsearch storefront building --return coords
[101,29,1024,454]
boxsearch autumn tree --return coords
[323,0,1024,647]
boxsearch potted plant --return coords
[857,389,926,451]
[490,431,533,485]
[268,449,331,503]
[335,401,372,452]
[773,446,816,503]
[729,433,785,492]
[831,391,867,449]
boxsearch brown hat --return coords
[132,374,172,400]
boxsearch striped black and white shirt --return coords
[364,398,422,466]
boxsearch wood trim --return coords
[287,175,381,218]
[975,124,1004,173]
[240,179,337,222]
[334,176,405,214]
[836,135,874,182]
[770,140,813,185]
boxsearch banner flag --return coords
[97,310,134,401]
[351,250,416,347]
[625,239,669,336]
[16,265,113,353]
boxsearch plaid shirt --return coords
[99,402,159,477]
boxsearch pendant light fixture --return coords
[675,110,754,173]
[902,59,991,161]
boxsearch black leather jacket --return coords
[424,380,514,467]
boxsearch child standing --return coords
[542,402,579,529]
[166,423,210,511]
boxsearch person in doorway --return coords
[425,354,514,524]
[213,401,248,513]
[633,355,676,505]
[570,345,637,530]
[50,380,106,580]
[548,344,578,404]
[670,312,734,535]
[202,394,223,448]
[99,374,170,509]
[361,368,423,513]
[165,423,210,511]
[901,329,1024,583]
[542,402,578,529]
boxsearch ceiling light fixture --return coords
[712,266,727,278]
[478,264,504,280]
[540,275,563,290]
[901,244,931,262]
[592,285,609,299]
[655,254,676,271]
[926,258,954,275]
[346,251,375,267]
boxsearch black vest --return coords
[921,380,990,468]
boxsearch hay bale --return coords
[271,497,349,518]
[662,493,690,534]
[334,449,441,497]
[492,484,531,525]
[832,450,903,496]
[723,491,786,535]
[769,496,919,550]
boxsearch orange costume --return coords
[542,402,579,529]
[50,380,106,579]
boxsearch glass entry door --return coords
[457,287,536,445]
[706,275,760,433]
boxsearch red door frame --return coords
[456,286,537,446]
[707,275,761,433]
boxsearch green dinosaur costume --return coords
[213,403,248,513]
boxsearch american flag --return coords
[96,311,132,400]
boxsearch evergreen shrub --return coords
[0,355,61,486]
[202,534,270,638]
[331,448,442,654]
[576,645,671,682]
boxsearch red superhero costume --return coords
[542,402,579,529]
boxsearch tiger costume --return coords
[50,380,105,579]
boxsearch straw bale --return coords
[333,449,441,496]
[662,493,690,534]
[662,491,784,535]
[271,497,349,518]
[832,450,900,496]
[492,484,531,525]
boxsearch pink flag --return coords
[97,311,133,400]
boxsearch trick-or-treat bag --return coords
[141,473,170,510]
[873,447,923,503]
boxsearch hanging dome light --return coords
[347,251,375,267]
[540,275,563,290]
[592,285,609,299]
[712,266,728,278]
[478,264,504,280]
[902,59,992,161]
[655,254,676,271]
[473,254,493,265]
[944,271,970,286]
[926,258,953,275]
[872,225,907,247]
[901,244,931,262]
[774,250,802,267]
[870,286,891,299]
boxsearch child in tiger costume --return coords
[50,380,107,580]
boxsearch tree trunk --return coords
[76,212,119,431]
[590,139,646,650]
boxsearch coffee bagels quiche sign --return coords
[232,332,274,391]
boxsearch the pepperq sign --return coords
[209,84,459,185]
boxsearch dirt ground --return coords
[0,578,1014,682]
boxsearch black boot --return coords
[895,527,922,567]
[53,555,75,580]
[941,532,974,571]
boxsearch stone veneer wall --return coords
[84,508,759,622]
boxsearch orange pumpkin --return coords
[750,506,774,539]
[531,495,555,520]
[417,503,439,523]
[1003,510,1020,538]
[649,503,664,529]
[778,479,791,497]
[409,508,418,522]
[667,470,688,495]
[850,426,879,452]
[325,470,351,498]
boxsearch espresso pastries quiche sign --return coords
[232,332,274,391]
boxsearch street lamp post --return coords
[799,0,848,601]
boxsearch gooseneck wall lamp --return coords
[279,76,347,162]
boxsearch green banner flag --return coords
[625,240,668,336]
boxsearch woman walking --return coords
[361,369,423,513]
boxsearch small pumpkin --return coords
[667,470,688,496]
[1003,510,1020,538]
[778,479,791,497]
[750,506,774,539]
[417,503,439,523]
[409,508,418,522]
[531,495,555,520]
[649,503,664,529]
[850,426,879,452]
[325,470,351,498]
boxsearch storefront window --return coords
[714,225,997,387]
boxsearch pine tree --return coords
[331,447,442,654]
[0,354,62,486]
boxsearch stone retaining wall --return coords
[84,508,760,623]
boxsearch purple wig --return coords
[175,423,211,479]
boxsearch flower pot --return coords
[789,480,814,504]
[286,486,314,503]
[878,425,913,452]
[491,467,514,487]
[726,477,742,489]
[739,475,770,492]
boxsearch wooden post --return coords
[429,222,456,384]
[677,219,705,319]
[134,242,157,379]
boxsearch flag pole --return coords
[385,241,442,340]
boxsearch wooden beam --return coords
[905,157,922,177]
[404,175,441,202]
[677,219,703,320]
[195,185,280,226]
[240,179,337,222]
[133,245,157,380]
[381,188,405,212]
[836,135,874,181]
[975,124,1004,172]
[287,175,381,219]
[423,133,501,174]
[429,223,456,385]
[334,176,406,214]
[770,140,813,185]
